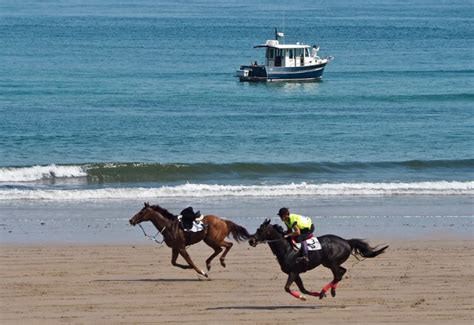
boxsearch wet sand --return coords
[1,239,473,324]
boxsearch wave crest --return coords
[0,181,472,201]
[0,165,87,182]
[1,160,472,183]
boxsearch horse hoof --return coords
[220,260,226,268]
[331,288,336,297]
[319,292,326,300]
[206,264,211,271]
[197,273,210,281]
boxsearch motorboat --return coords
[236,29,333,82]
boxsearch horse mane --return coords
[259,219,285,237]
[272,224,285,236]
[150,204,178,221]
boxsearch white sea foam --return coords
[0,165,87,182]
[0,181,472,201]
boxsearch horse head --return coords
[249,218,283,247]
[129,202,153,226]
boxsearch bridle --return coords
[251,235,287,245]
[138,223,167,244]
[251,223,289,245]
[134,208,169,244]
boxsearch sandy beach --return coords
[2,0,473,324]
[1,239,473,324]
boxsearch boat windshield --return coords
[266,48,275,59]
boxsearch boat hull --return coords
[238,63,327,82]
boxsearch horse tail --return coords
[348,239,388,258]
[225,220,251,242]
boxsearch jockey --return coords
[180,206,202,230]
[278,207,314,263]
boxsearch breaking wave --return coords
[0,181,472,201]
[1,159,472,183]
[0,164,87,182]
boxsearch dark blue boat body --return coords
[239,63,327,82]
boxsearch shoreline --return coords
[1,195,472,244]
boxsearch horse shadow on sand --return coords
[206,305,345,311]
[94,278,210,283]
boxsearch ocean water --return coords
[0,0,472,242]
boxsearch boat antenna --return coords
[283,12,285,38]
[275,28,285,43]
[275,11,286,43]
[281,11,286,44]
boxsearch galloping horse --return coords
[129,202,250,277]
[248,219,388,300]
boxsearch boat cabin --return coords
[255,40,320,68]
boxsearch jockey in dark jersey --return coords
[180,206,202,230]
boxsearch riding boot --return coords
[296,241,309,263]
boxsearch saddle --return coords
[290,234,322,252]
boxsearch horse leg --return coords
[178,248,208,278]
[217,241,233,268]
[330,266,346,297]
[295,275,320,297]
[171,248,192,270]
[285,272,306,301]
[319,263,347,299]
[204,237,232,269]
[203,239,223,271]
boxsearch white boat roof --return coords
[254,40,311,49]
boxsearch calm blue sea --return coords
[0,0,472,242]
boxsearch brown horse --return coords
[129,202,250,277]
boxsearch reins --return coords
[138,223,166,244]
[259,238,287,244]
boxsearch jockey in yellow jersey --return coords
[278,207,315,263]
